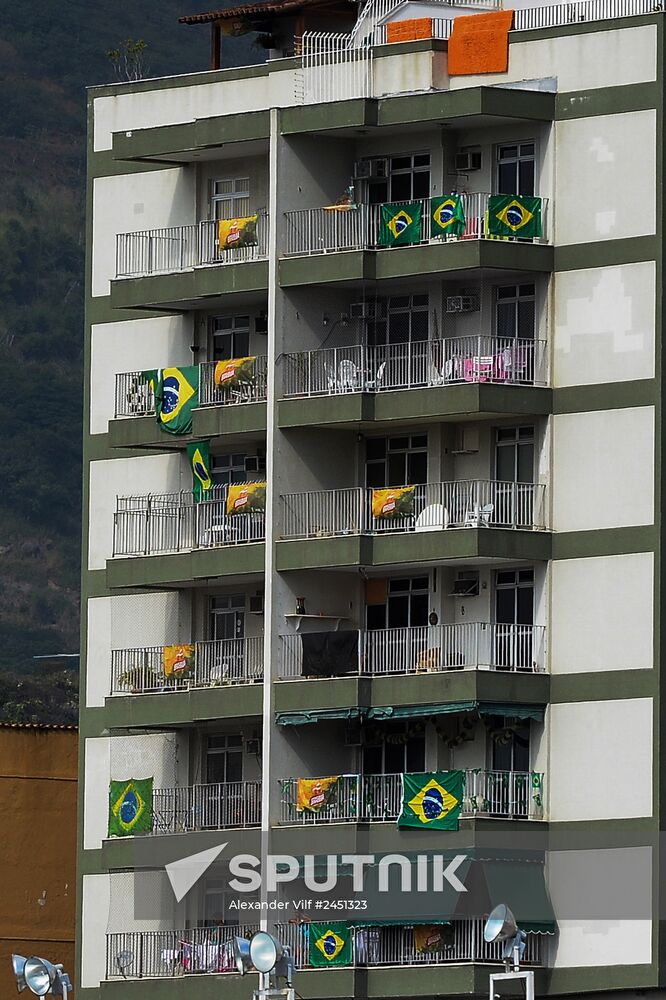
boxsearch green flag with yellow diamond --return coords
[187,441,212,501]
[378,201,422,247]
[488,195,542,239]
[398,771,464,831]
[431,195,466,238]
[309,923,353,967]
[154,365,199,435]
[108,777,154,837]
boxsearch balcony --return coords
[283,194,548,257]
[281,481,546,539]
[282,337,547,397]
[151,780,262,834]
[279,622,546,678]
[113,486,265,558]
[110,636,263,695]
[114,358,268,418]
[279,770,544,824]
[105,917,542,979]
[115,214,269,278]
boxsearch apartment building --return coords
[80,2,660,999]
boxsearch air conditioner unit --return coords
[349,301,386,321]
[246,738,262,756]
[445,295,479,314]
[449,571,480,598]
[455,151,482,172]
[344,724,364,747]
[244,454,265,473]
[249,593,264,614]
[353,157,388,180]
[451,426,480,455]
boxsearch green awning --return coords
[351,919,451,927]
[276,707,366,726]
[481,859,556,934]
[276,702,544,726]
[478,703,545,722]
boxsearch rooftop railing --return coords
[113,486,265,558]
[115,214,269,278]
[283,194,547,256]
[110,636,264,695]
[281,480,547,539]
[152,780,262,835]
[278,770,545,824]
[281,337,547,397]
[279,622,546,678]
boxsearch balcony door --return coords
[210,315,250,361]
[362,722,426,819]
[203,733,244,829]
[487,718,531,818]
[210,177,250,220]
[364,152,431,205]
[208,594,245,681]
[494,426,534,526]
[494,568,534,670]
[496,284,535,342]
[365,434,428,488]
[496,142,535,196]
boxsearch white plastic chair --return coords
[464,503,494,527]
[414,504,449,532]
[338,359,358,391]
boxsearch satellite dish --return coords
[484,903,518,943]
[115,951,134,978]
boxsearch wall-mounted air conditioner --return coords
[449,571,480,598]
[445,295,479,314]
[353,157,388,180]
[455,151,482,172]
[349,301,386,321]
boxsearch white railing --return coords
[114,358,269,418]
[276,918,543,968]
[105,925,260,979]
[300,31,373,104]
[113,486,265,557]
[281,480,546,539]
[115,214,269,278]
[513,0,662,31]
[283,193,547,255]
[279,770,544,823]
[279,623,546,678]
[373,18,454,43]
[152,781,262,834]
[281,337,547,397]
[110,636,264,694]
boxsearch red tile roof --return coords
[180,0,350,24]
[0,722,78,731]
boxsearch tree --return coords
[107,38,148,81]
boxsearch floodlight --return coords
[24,958,58,997]
[249,931,283,974]
[115,950,133,978]
[12,955,27,993]
[233,936,253,976]
[484,903,518,944]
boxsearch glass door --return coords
[208,594,245,681]
[495,426,534,526]
[494,568,534,670]
[496,142,536,196]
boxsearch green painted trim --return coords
[107,404,267,449]
[87,60,289,100]
[87,296,167,326]
[556,81,660,120]
[278,393,373,428]
[553,379,656,413]
[112,110,270,162]
[107,417,192,450]
[276,535,369,571]
[544,963,657,995]
[110,261,269,310]
[511,11,659,45]
[372,383,552,423]
[377,86,555,129]
[552,525,658,559]
[87,152,180,179]
[280,100,378,135]
[100,827,262,873]
[106,543,265,588]
[103,685,263,729]
[549,669,655,704]
[554,235,658,271]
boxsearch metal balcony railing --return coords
[105,925,260,979]
[114,358,268,418]
[115,214,269,278]
[283,194,548,256]
[278,622,546,678]
[151,781,262,834]
[281,337,547,397]
[276,917,543,968]
[281,480,546,539]
[110,636,264,695]
[279,770,544,824]
[113,486,265,557]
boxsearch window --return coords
[211,177,250,220]
[366,576,430,631]
[211,453,247,487]
[366,153,431,204]
[206,733,243,784]
[363,721,426,774]
[496,284,535,341]
[208,594,245,642]
[210,315,250,361]
[365,435,428,488]
[496,143,535,196]
[489,719,530,772]
[495,569,534,627]
[495,426,534,483]
[201,879,241,927]
[367,294,429,347]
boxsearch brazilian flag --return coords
[108,777,154,837]
[186,441,212,501]
[488,195,542,239]
[154,366,199,436]
[309,923,352,967]
[431,195,465,238]
[398,771,464,831]
[378,201,422,247]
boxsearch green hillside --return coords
[0,1,255,722]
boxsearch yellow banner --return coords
[214,356,256,389]
[162,644,195,678]
[226,482,267,516]
[414,925,448,953]
[218,215,258,250]
[296,777,339,813]
[371,485,416,519]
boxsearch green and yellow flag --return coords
[187,441,212,501]
[398,771,464,831]
[108,777,153,837]
[218,215,258,251]
[214,356,257,389]
[414,924,454,953]
[309,923,352,967]
[487,195,542,238]
[154,366,199,436]
[296,777,338,813]
[431,195,465,238]
[163,644,195,679]
[226,482,266,516]
[378,201,422,247]
[371,486,416,519]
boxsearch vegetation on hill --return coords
[0,1,255,723]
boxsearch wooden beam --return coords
[211,22,221,69]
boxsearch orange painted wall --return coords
[386,17,433,42]
[0,727,77,996]
[448,9,514,76]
